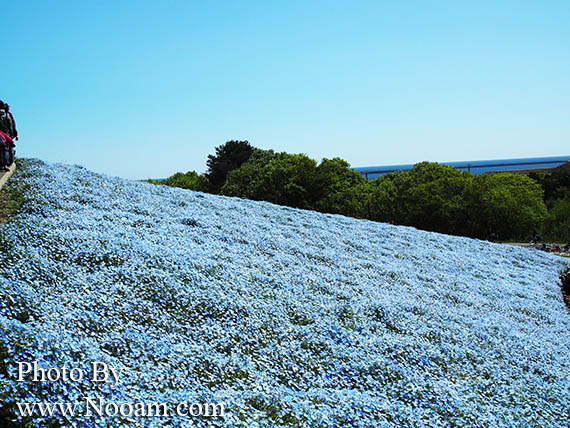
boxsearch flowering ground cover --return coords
[1,159,569,427]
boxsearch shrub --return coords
[222,150,319,209]
[314,158,368,217]
[469,173,547,241]
[206,140,254,193]
[158,171,209,192]
[542,199,570,243]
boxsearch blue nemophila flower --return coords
[0,158,569,427]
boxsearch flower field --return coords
[1,159,569,427]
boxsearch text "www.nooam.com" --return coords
[17,397,225,419]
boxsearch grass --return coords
[0,185,24,226]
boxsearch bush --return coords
[400,163,473,235]
[367,175,398,222]
[222,150,319,209]
[469,173,547,241]
[206,140,254,193]
[314,158,368,217]
[150,145,553,243]
[529,162,570,202]
[367,163,473,235]
[155,170,209,192]
[542,199,570,243]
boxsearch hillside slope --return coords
[1,159,569,428]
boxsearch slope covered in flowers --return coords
[0,159,569,428]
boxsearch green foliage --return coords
[1,161,31,224]
[542,199,570,242]
[222,150,320,209]
[219,149,275,200]
[529,163,570,242]
[529,162,570,202]
[367,163,473,235]
[152,171,209,192]
[367,175,398,222]
[365,163,547,241]
[469,173,547,241]
[399,163,473,235]
[1,186,25,224]
[407,162,464,186]
[224,153,370,215]
[206,140,255,193]
[314,158,367,217]
[148,141,559,242]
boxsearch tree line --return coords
[149,141,569,242]
[529,164,570,242]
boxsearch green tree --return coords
[529,162,570,202]
[469,173,547,240]
[219,149,275,200]
[403,164,472,235]
[161,171,209,192]
[541,199,570,242]
[406,162,464,186]
[368,163,472,234]
[314,158,368,217]
[367,174,399,222]
[222,150,319,209]
[404,176,472,235]
[206,140,255,193]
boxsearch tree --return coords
[541,199,570,242]
[407,162,464,186]
[400,164,473,235]
[469,173,547,241]
[206,140,255,193]
[529,162,570,202]
[367,163,472,234]
[314,158,368,217]
[367,175,399,222]
[222,150,319,209]
[162,171,209,192]
[219,149,276,200]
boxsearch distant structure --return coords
[355,156,570,180]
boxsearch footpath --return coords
[507,242,570,258]
[0,162,16,189]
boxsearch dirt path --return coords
[506,242,570,258]
[0,162,16,189]
[0,162,17,225]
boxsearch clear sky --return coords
[3,1,569,179]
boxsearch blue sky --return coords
[3,1,569,179]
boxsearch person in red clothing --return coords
[4,103,17,140]
[0,132,11,171]
[0,100,17,170]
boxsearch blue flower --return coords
[0,158,568,427]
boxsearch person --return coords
[0,100,17,170]
[0,102,11,171]
[531,229,542,245]
[4,102,17,166]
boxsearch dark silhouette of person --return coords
[0,100,17,170]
